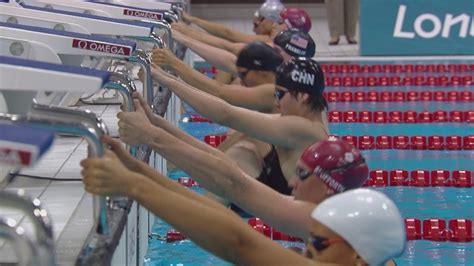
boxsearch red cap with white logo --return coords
[300,138,369,193]
[279,7,312,33]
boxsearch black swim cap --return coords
[236,41,283,72]
[275,57,325,95]
[273,28,316,58]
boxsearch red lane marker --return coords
[323,91,473,102]
[363,170,472,187]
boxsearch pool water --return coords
[145,61,473,266]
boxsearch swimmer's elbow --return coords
[210,221,249,264]
[216,158,242,198]
[230,229,255,265]
[213,103,233,125]
[213,87,227,102]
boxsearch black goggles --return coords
[274,89,288,100]
[308,235,345,252]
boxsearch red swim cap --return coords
[299,139,369,194]
[279,7,312,33]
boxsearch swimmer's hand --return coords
[171,21,188,33]
[117,99,153,145]
[137,68,145,84]
[151,47,178,70]
[149,64,177,85]
[180,11,192,25]
[81,149,140,196]
[132,92,155,121]
[101,135,140,172]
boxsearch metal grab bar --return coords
[0,192,53,266]
[103,72,139,158]
[126,35,166,112]
[0,217,37,266]
[129,50,153,107]
[168,0,189,12]
[111,50,154,108]
[27,104,108,155]
[163,10,179,23]
[105,72,137,112]
[30,104,110,235]
[149,20,173,50]
[0,106,110,236]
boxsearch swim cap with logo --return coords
[255,0,285,21]
[236,41,283,72]
[311,188,406,265]
[300,138,369,194]
[279,7,312,33]
[275,57,324,94]
[273,28,316,58]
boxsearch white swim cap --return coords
[256,0,285,21]
[311,188,406,266]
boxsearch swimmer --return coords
[180,0,285,44]
[121,57,329,197]
[80,147,405,266]
[306,188,406,265]
[175,1,283,85]
[152,41,282,112]
[115,100,366,237]
[164,28,315,79]
[172,7,313,56]
[171,7,313,87]
[140,43,284,206]
[152,41,283,206]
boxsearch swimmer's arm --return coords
[149,116,225,157]
[162,52,227,95]
[172,30,238,75]
[142,125,313,239]
[140,118,303,225]
[153,63,275,112]
[144,124,240,197]
[220,84,276,112]
[132,159,228,212]
[227,174,315,239]
[186,14,272,44]
[130,177,315,266]
[154,68,322,148]
[133,92,225,158]
[102,136,227,212]
[217,143,318,239]
[141,131,316,261]
[176,24,244,55]
[220,111,325,149]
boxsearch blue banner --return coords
[360,0,474,55]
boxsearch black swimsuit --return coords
[255,145,292,195]
[254,123,330,194]
[231,145,291,216]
